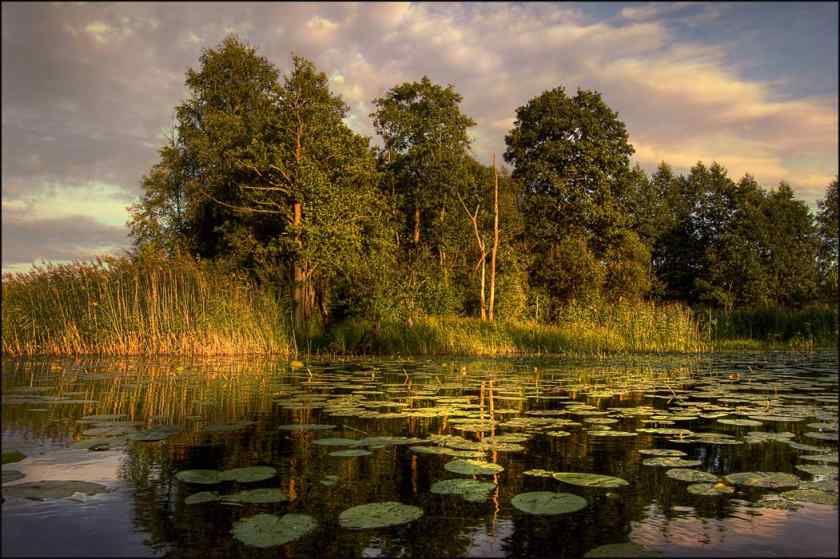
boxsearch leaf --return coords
[232,513,317,547]
[510,491,587,515]
[338,501,423,529]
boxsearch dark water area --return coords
[2,352,837,557]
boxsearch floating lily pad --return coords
[2,470,25,484]
[185,491,220,505]
[431,478,496,502]
[795,464,838,478]
[329,449,372,458]
[321,475,339,487]
[232,513,317,547]
[128,426,181,442]
[2,450,26,464]
[338,501,423,529]
[552,472,629,488]
[222,488,289,504]
[523,469,557,478]
[779,489,838,505]
[725,472,800,489]
[511,491,587,515]
[687,482,735,496]
[717,419,762,427]
[277,424,336,432]
[800,454,838,464]
[176,470,223,485]
[444,459,504,476]
[805,431,838,441]
[638,449,686,457]
[642,457,702,467]
[584,542,663,557]
[220,466,277,483]
[313,438,361,447]
[3,480,107,500]
[665,469,719,483]
[588,430,637,437]
[545,431,571,438]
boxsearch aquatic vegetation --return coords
[338,502,424,529]
[665,469,719,483]
[220,466,277,483]
[779,489,838,505]
[176,470,224,485]
[231,513,317,547]
[431,479,496,502]
[686,483,735,496]
[552,472,629,488]
[185,491,221,505]
[444,459,504,475]
[642,457,703,467]
[639,449,686,457]
[584,542,663,557]
[3,480,108,500]
[725,472,801,489]
[2,470,25,483]
[329,449,372,458]
[222,488,289,504]
[795,464,838,478]
[511,491,588,515]
[2,450,26,464]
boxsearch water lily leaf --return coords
[321,475,339,487]
[3,480,107,500]
[2,450,26,464]
[511,491,587,515]
[779,489,838,505]
[176,470,223,485]
[717,419,762,427]
[638,449,686,457]
[523,469,557,478]
[805,431,839,441]
[665,469,719,483]
[128,426,181,441]
[329,449,372,458]
[2,470,25,484]
[220,466,277,483]
[431,478,496,502]
[795,464,838,478]
[338,501,423,529]
[552,472,629,488]
[313,438,362,447]
[444,459,504,476]
[545,431,571,438]
[277,424,336,432]
[800,454,838,464]
[725,472,800,489]
[185,491,220,505]
[588,430,637,437]
[642,457,702,467]
[686,482,735,496]
[584,542,663,557]
[232,513,317,547]
[222,488,288,504]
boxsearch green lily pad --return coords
[338,501,424,529]
[725,472,800,489]
[444,459,504,476]
[3,480,107,500]
[638,449,686,457]
[805,431,838,441]
[511,491,587,515]
[232,513,317,547]
[665,469,719,483]
[222,488,289,504]
[545,431,572,438]
[642,457,702,467]
[313,438,361,447]
[2,470,25,484]
[795,464,838,478]
[584,542,663,557]
[220,466,277,483]
[329,449,372,458]
[185,491,220,505]
[552,472,629,488]
[779,489,838,505]
[431,478,496,502]
[176,470,223,485]
[801,479,839,493]
[523,469,557,478]
[2,451,26,464]
[687,482,735,496]
[321,475,339,487]
[127,426,181,441]
[717,419,762,427]
[800,454,839,464]
[588,430,637,437]
[277,424,336,432]
[788,442,829,452]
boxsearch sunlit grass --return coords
[699,306,838,350]
[2,254,293,356]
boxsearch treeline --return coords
[127,36,837,337]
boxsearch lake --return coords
[2,352,837,557]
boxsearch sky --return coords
[2,1,838,274]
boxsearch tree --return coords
[816,178,839,303]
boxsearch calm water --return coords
[1,352,837,557]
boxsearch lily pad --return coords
[638,449,686,457]
[584,542,663,557]
[795,464,838,478]
[176,469,223,485]
[444,459,504,476]
[338,501,423,529]
[588,430,637,437]
[321,475,339,487]
[717,419,762,427]
[687,482,735,496]
[329,449,372,458]
[665,469,719,483]
[277,424,336,432]
[552,472,629,488]
[220,466,277,483]
[2,470,25,484]
[313,438,361,447]
[642,457,702,467]
[545,431,572,438]
[232,513,317,547]
[431,478,496,502]
[804,431,838,441]
[2,451,26,464]
[725,472,800,489]
[511,491,587,515]
[779,488,838,505]
[185,491,221,505]
[3,480,107,500]
[222,488,289,504]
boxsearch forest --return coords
[3,35,837,356]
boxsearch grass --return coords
[2,254,293,357]
[698,306,838,351]
[322,300,707,356]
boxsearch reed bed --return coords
[699,306,838,350]
[2,255,293,356]
[326,300,707,356]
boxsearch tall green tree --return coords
[816,178,839,303]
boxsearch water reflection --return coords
[2,352,837,557]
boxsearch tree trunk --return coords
[292,201,307,326]
[413,206,421,244]
[489,153,500,321]
[479,251,487,320]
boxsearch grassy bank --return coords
[698,306,838,351]
[2,255,293,356]
[322,301,707,355]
